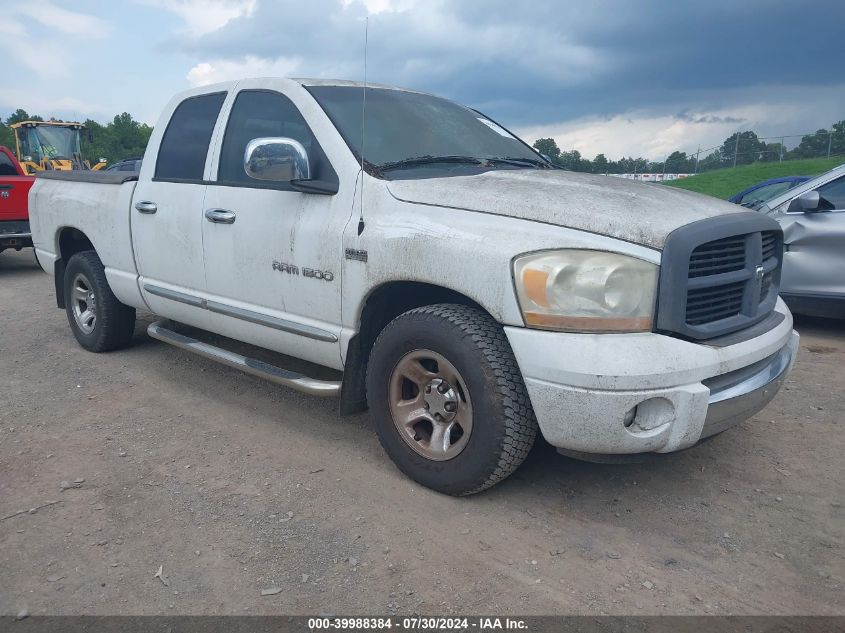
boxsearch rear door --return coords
[131,91,227,316]
[777,174,845,299]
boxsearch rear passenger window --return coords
[217,90,337,187]
[155,92,226,181]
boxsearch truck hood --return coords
[386,170,741,249]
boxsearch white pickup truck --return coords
[30,78,799,495]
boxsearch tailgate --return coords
[0,175,34,222]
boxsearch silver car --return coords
[757,164,845,318]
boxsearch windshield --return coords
[20,126,81,161]
[307,86,545,175]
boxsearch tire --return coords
[64,251,136,352]
[366,304,537,495]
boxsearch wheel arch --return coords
[339,280,495,416]
[53,226,96,309]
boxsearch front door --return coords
[777,173,845,299]
[201,86,350,369]
[131,91,227,315]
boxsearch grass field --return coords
[662,156,844,199]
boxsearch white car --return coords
[29,78,798,495]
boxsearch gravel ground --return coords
[1,248,842,616]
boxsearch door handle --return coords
[205,208,236,224]
[135,200,157,214]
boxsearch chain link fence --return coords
[689,128,845,174]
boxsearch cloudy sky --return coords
[3,0,843,160]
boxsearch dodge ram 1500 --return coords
[30,78,799,495]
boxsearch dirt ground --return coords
[1,248,842,616]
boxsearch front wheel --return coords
[64,251,136,352]
[366,304,537,495]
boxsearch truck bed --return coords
[29,171,142,309]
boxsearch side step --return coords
[147,321,342,397]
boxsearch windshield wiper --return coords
[376,155,483,172]
[484,157,553,169]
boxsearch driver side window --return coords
[217,90,336,188]
[816,176,845,210]
[0,151,16,176]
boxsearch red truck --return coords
[0,145,34,254]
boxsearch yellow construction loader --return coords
[11,120,107,175]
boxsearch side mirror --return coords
[798,190,820,211]
[787,190,822,214]
[244,137,310,182]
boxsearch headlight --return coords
[513,250,658,332]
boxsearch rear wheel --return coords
[64,251,136,352]
[367,304,537,495]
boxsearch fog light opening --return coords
[624,397,676,436]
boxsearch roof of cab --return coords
[293,78,427,94]
[170,77,430,104]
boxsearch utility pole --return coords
[733,133,740,168]
[694,145,700,174]
[662,154,668,179]
[828,131,833,159]
[780,136,784,162]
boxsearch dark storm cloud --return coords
[175,0,845,127]
[675,112,747,125]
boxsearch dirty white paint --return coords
[508,302,798,453]
[387,168,745,249]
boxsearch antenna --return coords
[358,16,368,236]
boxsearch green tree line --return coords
[533,118,845,174]
[0,109,152,166]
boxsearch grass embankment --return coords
[663,156,844,199]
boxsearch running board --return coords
[147,321,341,397]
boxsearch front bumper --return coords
[505,298,798,455]
[0,220,32,249]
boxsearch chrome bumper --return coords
[0,232,32,248]
[701,332,798,439]
[0,220,32,247]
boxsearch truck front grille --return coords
[685,280,745,325]
[688,235,746,278]
[656,215,783,341]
